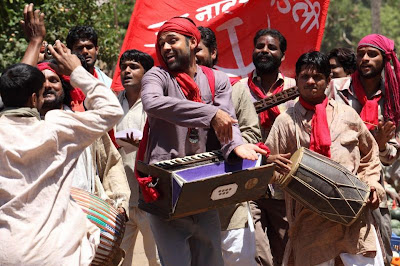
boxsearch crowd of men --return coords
[1,3,400,266]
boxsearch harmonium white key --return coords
[136,150,275,220]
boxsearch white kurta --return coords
[0,66,123,265]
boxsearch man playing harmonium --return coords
[266,51,385,265]
[138,16,268,266]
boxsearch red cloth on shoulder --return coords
[299,96,331,158]
[351,71,381,130]
[247,71,284,129]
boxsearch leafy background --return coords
[0,0,399,76]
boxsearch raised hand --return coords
[20,3,45,42]
[20,4,46,65]
[47,40,82,76]
[375,121,396,151]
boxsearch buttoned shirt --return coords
[141,66,243,164]
[0,66,123,265]
[239,72,296,200]
[328,77,400,165]
[116,91,147,207]
[266,99,384,265]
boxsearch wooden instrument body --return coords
[136,152,275,220]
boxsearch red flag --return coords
[111,0,330,92]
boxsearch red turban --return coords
[354,34,400,126]
[37,62,85,104]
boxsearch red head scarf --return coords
[156,17,202,102]
[353,34,400,127]
[37,62,85,104]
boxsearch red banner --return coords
[111,0,330,91]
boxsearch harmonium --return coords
[136,150,275,220]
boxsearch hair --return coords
[66,26,98,49]
[0,63,45,107]
[295,51,331,79]
[253,29,287,54]
[119,49,155,72]
[197,26,218,65]
[328,47,356,74]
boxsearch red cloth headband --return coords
[156,17,200,68]
[37,62,70,83]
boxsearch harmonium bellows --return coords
[136,151,275,220]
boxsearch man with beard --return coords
[138,17,268,266]
[235,29,295,266]
[116,49,161,266]
[328,34,400,264]
[196,26,261,266]
[37,61,130,218]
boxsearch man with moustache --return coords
[328,34,400,264]
[196,26,261,266]
[235,29,295,266]
[36,60,130,217]
[116,49,160,266]
[139,17,268,266]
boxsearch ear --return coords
[211,48,218,61]
[326,76,331,85]
[26,93,37,108]
[281,53,286,62]
[95,46,99,56]
[190,37,198,50]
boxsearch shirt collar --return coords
[252,71,284,90]
[296,98,335,116]
[348,77,384,99]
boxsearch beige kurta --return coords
[0,66,123,265]
[266,99,384,265]
[218,80,262,231]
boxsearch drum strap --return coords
[293,107,301,150]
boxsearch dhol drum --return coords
[70,187,126,265]
[277,147,370,226]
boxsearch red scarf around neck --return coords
[299,96,331,158]
[247,71,284,128]
[351,71,382,130]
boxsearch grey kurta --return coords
[141,66,243,163]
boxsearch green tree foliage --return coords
[321,0,400,53]
[0,0,135,74]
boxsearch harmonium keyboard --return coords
[136,151,275,220]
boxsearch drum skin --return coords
[278,147,370,226]
[70,187,126,265]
